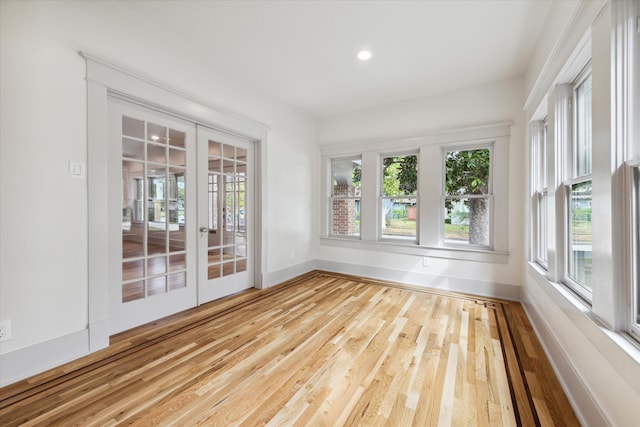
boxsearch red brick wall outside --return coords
[332,184,357,235]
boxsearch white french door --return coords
[197,125,254,303]
[107,100,255,334]
[108,99,197,334]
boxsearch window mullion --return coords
[359,151,378,241]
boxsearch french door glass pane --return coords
[121,115,188,302]
[207,139,248,280]
[569,180,592,290]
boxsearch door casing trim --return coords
[84,52,268,351]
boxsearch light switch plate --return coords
[69,161,86,179]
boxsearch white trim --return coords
[0,329,89,387]
[81,53,270,136]
[525,262,640,426]
[263,260,319,288]
[321,124,510,263]
[317,260,520,300]
[84,54,268,345]
[319,122,511,155]
[320,238,508,264]
[524,0,606,112]
[521,286,605,427]
[611,0,640,339]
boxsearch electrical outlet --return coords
[0,319,12,342]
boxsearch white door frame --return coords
[85,53,268,352]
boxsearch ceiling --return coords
[119,0,552,117]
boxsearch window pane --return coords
[575,74,592,177]
[569,180,592,290]
[445,149,490,196]
[331,198,360,236]
[380,155,418,240]
[381,198,417,239]
[537,191,548,265]
[382,155,417,197]
[147,122,167,144]
[122,116,144,139]
[332,158,361,197]
[542,121,548,188]
[444,148,491,247]
[330,157,361,237]
[168,128,185,148]
[444,197,491,246]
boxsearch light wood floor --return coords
[0,271,579,426]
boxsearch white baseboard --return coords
[0,328,89,387]
[316,259,521,300]
[263,259,319,288]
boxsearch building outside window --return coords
[330,157,361,237]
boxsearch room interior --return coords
[0,0,638,425]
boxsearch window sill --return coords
[320,237,509,263]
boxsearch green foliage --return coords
[445,149,490,196]
[383,155,417,196]
[352,164,361,192]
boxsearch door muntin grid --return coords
[207,140,247,280]
[121,115,188,302]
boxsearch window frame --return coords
[441,143,494,250]
[320,124,510,264]
[532,118,549,268]
[563,65,593,301]
[328,155,362,239]
[379,152,419,243]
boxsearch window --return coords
[566,70,592,299]
[380,154,418,240]
[443,147,492,247]
[532,120,549,267]
[321,124,509,263]
[330,157,361,237]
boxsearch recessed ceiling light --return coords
[151,135,160,141]
[357,50,372,61]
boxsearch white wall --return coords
[315,77,527,298]
[0,0,316,382]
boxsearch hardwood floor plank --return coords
[0,271,580,426]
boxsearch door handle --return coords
[200,227,208,233]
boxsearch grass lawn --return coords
[384,219,471,241]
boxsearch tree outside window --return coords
[444,148,491,246]
[381,155,417,239]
